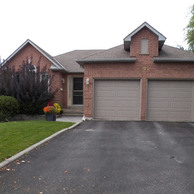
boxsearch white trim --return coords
[124,22,166,51]
[124,22,166,42]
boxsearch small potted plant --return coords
[43,106,56,121]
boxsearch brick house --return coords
[1,22,194,121]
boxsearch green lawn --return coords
[0,120,74,162]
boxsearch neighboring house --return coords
[1,22,194,121]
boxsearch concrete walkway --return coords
[56,116,83,123]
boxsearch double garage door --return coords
[94,79,194,121]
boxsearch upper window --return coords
[28,64,36,73]
[40,73,49,83]
[141,39,149,54]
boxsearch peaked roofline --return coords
[1,39,67,71]
[124,22,166,51]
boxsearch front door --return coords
[73,77,83,105]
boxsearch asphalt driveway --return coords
[1,121,194,194]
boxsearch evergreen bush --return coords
[0,96,19,121]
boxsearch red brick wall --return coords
[52,72,67,108]
[7,44,51,70]
[4,43,67,108]
[84,28,194,119]
[130,27,158,57]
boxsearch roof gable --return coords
[124,22,166,51]
[1,39,67,71]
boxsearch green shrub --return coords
[0,96,19,121]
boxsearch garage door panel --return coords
[118,101,138,108]
[118,98,138,103]
[148,111,168,120]
[171,97,191,102]
[148,81,168,88]
[95,101,116,107]
[117,110,139,120]
[117,113,138,120]
[96,81,114,87]
[169,112,191,121]
[95,96,114,100]
[171,92,192,98]
[148,101,169,108]
[96,87,115,92]
[171,102,191,109]
[117,91,139,97]
[96,110,115,115]
[95,100,115,105]
[149,91,169,98]
[117,81,138,86]
[148,80,194,121]
[117,86,138,90]
[171,82,192,87]
[96,91,116,97]
[97,113,116,120]
[94,80,140,120]
[171,87,191,92]
[149,97,169,101]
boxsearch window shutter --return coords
[141,39,149,54]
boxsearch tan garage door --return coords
[94,80,140,120]
[147,80,194,121]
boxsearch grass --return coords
[0,120,74,162]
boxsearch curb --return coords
[0,121,83,169]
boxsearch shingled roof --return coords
[77,44,194,65]
[80,45,129,59]
[2,34,194,73]
[154,45,194,62]
[54,50,102,73]
[77,45,137,65]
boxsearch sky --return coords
[0,0,193,61]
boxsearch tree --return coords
[0,57,57,114]
[177,45,185,50]
[185,4,194,52]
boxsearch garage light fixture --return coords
[86,78,90,85]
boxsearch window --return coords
[25,64,36,73]
[141,39,149,54]
[73,77,83,105]
[16,73,20,83]
[40,73,49,82]
[40,73,49,90]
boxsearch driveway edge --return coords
[0,121,83,169]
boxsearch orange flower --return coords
[43,106,56,114]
